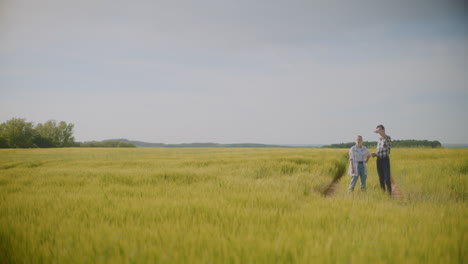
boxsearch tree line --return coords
[0,118,75,148]
[322,139,442,148]
[0,118,135,148]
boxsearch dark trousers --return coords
[376,156,392,193]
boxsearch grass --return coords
[0,148,466,263]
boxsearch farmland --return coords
[0,148,466,263]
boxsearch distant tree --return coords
[432,140,442,148]
[0,136,8,148]
[0,118,36,148]
[56,121,75,147]
[0,118,76,148]
[35,120,75,147]
[34,121,57,147]
[32,134,55,148]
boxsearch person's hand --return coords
[374,127,385,136]
[351,169,355,175]
[371,153,377,157]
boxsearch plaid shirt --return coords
[376,135,391,158]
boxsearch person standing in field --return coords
[371,125,392,194]
[347,135,370,192]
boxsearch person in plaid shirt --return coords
[371,125,392,194]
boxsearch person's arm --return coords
[349,148,355,174]
[365,148,370,162]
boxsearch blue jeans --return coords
[377,156,392,194]
[348,163,367,192]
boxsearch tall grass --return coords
[0,148,466,263]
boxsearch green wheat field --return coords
[0,148,467,263]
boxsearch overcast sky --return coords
[1,0,467,144]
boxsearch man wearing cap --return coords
[371,125,392,194]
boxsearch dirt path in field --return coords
[322,163,406,199]
[323,157,348,198]
[323,177,340,197]
[390,175,405,200]
[322,155,406,199]
[324,175,405,199]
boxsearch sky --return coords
[1,0,467,145]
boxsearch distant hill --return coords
[108,139,319,148]
[443,143,468,148]
[78,140,136,148]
